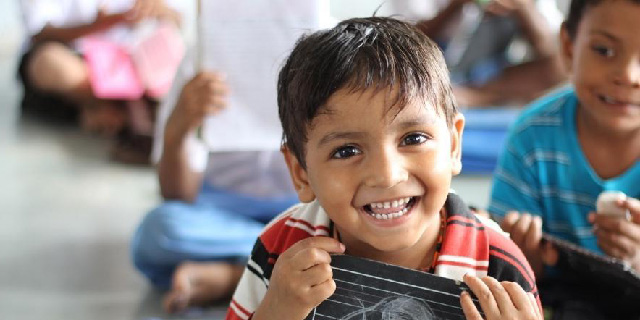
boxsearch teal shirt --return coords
[489,87,640,254]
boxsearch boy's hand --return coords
[590,197,640,272]
[127,0,171,23]
[501,212,557,275]
[167,72,229,139]
[461,274,541,320]
[255,237,345,320]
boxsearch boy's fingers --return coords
[524,216,542,252]
[464,274,499,318]
[195,77,229,95]
[285,237,345,259]
[528,292,542,320]
[597,231,639,260]
[596,217,640,244]
[460,291,483,320]
[501,211,520,233]
[305,263,334,287]
[501,281,530,312]
[625,198,640,223]
[512,213,532,245]
[204,95,228,112]
[294,248,333,271]
[309,278,337,303]
[485,277,513,315]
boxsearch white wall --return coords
[0,1,23,53]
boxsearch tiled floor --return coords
[0,2,492,319]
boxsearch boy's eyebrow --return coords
[317,118,437,147]
[591,29,620,43]
[318,131,366,147]
[394,118,436,129]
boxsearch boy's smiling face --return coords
[561,0,640,132]
[284,87,464,258]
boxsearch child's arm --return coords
[252,237,345,320]
[31,10,130,44]
[30,0,180,44]
[590,197,640,272]
[415,0,471,40]
[158,71,228,201]
[484,0,556,58]
[461,274,542,320]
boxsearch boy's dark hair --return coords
[278,17,456,167]
[565,0,640,40]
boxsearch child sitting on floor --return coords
[226,17,541,320]
[488,0,640,318]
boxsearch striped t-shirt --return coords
[489,87,640,254]
[226,193,538,320]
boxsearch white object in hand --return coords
[596,191,629,219]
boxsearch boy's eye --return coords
[331,145,361,159]
[592,45,614,58]
[400,133,428,146]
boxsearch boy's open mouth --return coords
[598,94,640,107]
[362,196,417,220]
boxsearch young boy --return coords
[226,17,541,320]
[488,0,640,318]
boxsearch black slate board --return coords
[305,255,482,320]
[542,234,640,296]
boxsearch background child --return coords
[226,17,541,320]
[488,0,640,318]
[131,0,328,314]
[18,0,182,162]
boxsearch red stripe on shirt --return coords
[436,260,489,271]
[227,299,251,320]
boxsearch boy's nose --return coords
[363,149,409,189]
[614,58,640,88]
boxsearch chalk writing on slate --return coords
[305,255,482,320]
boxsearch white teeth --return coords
[369,206,409,220]
[602,95,620,104]
[369,197,411,210]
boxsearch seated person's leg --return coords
[131,197,273,312]
[26,42,92,101]
[25,42,126,136]
[131,200,266,287]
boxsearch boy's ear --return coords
[559,23,574,74]
[281,145,316,203]
[450,113,465,175]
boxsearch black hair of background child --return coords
[564,0,640,40]
[277,17,457,168]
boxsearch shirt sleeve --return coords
[488,127,543,220]
[226,238,271,320]
[20,0,66,36]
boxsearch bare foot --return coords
[163,262,245,314]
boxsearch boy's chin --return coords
[359,236,422,254]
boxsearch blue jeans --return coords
[131,186,298,288]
